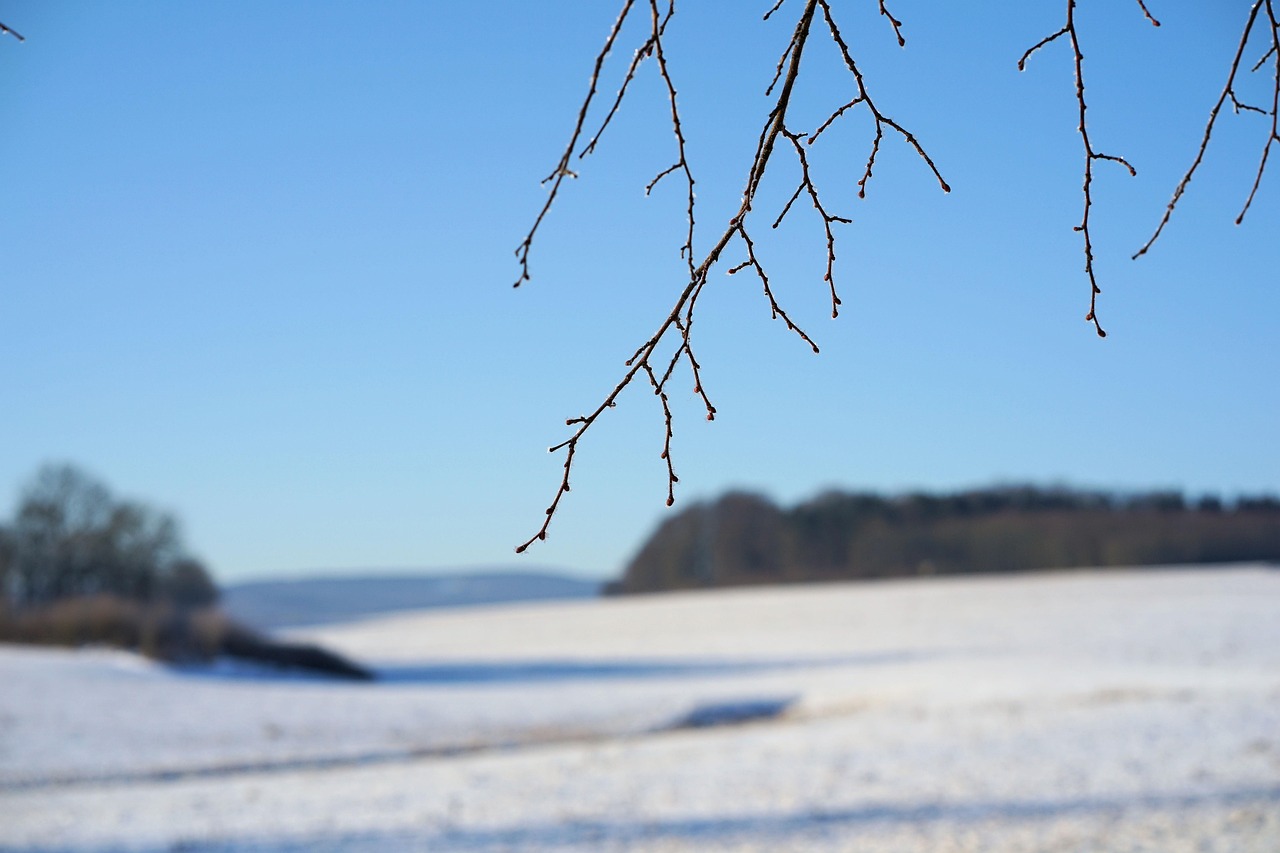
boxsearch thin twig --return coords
[1236,0,1280,224]
[763,0,790,22]
[645,0,697,271]
[642,363,679,506]
[729,222,821,349]
[0,20,24,41]
[1021,0,1154,337]
[780,127,852,317]
[1134,0,1277,257]
[581,2,675,159]
[580,38,656,159]
[766,38,794,96]
[512,1,638,288]
[878,0,906,47]
[1018,26,1068,71]
[1252,44,1276,73]
[816,0,950,197]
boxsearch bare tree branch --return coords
[1134,0,1279,259]
[511,1,638,288]
[0,20,24,42]
[763,0,791,23]
[644,0,697,274]
[1020,0,1155,338]
[580,2,675,159]
[814,0,950,199]
[514,0,948,552]
[1236,0,1280,224]
[877,0,906,47]
[1251,43,1276,73]
[1134,1,1161,28]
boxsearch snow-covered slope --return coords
[2,566,1278,852]
[222,571,601,630]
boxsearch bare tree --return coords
[513,1,1280,551]
[4,463,213,608]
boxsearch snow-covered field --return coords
[2,566,1278,852]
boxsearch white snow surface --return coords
[2,566,1278,851]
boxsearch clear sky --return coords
[2,2,1276,583]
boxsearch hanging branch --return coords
[511,0,639,288]
[514,0,948,552]
[645,1,698,275]
[812,1,949,203]
[1019,0,1158,338]
[1134,0,1280,259]
[1239,1,1280,221]
[0,20,24,42]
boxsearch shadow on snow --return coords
[12,784,1277,853]
[372,650,926,685]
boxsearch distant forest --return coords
[612,486,1280,594]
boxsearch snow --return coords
[1,566,1278,851]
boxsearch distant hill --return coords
[222,571,602,630]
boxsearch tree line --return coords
[612,486,1280,594]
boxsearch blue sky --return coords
[2,2,1276,582]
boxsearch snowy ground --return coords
[2,566,1278,852]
